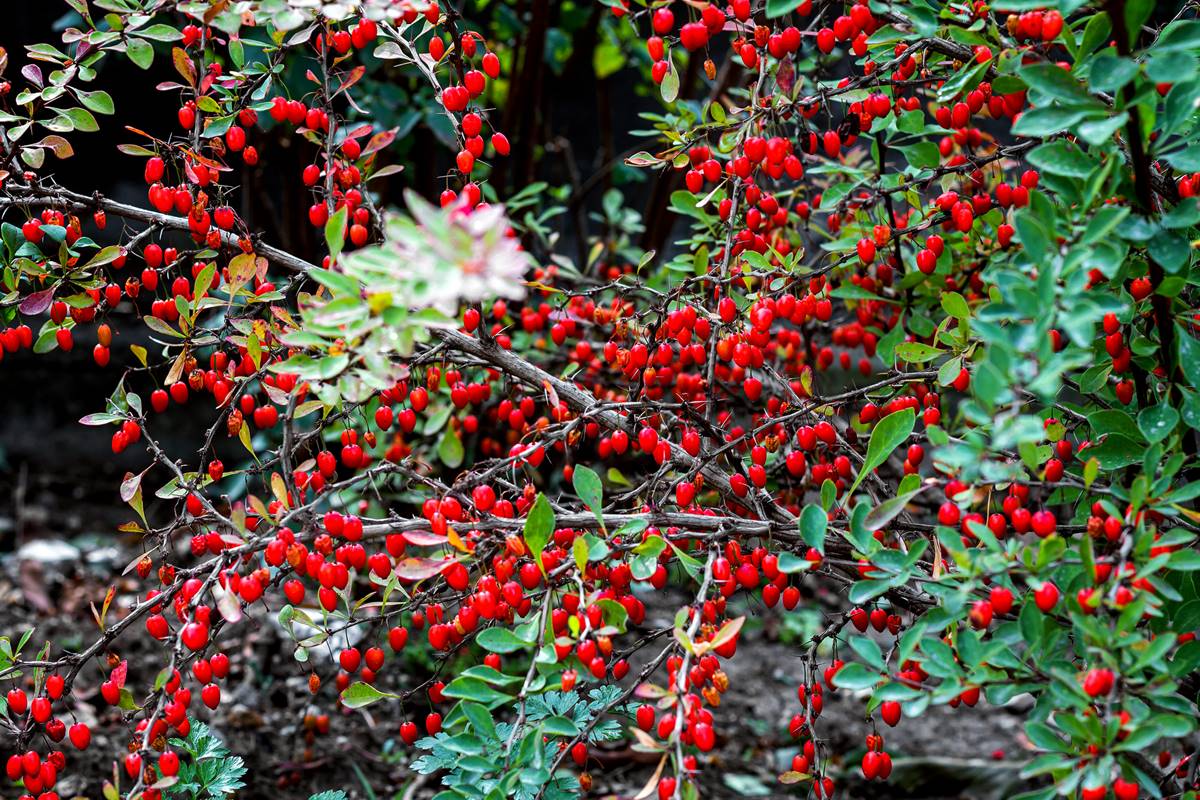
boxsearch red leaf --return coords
[19,288,55,316]
[171,47,196,88]
[401,530,448,546]
[393,557,452,582]
[362,128,397,158]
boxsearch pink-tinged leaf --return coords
[79,412,122,426]
[401,530,448,546]
[213,584,243,624]
[394,557,452,582]
[180,147,227,171]
[119,470,144,503]
[707,615,745,649]
[21,64,43,87]
[776,58,795,95]
[634,682,671,699]
[38,135,73,159]
[362,128,397,157]
[336,65,365,95]
[367,164,405,181]
[19,288,55,315]
[111,659,128,689]
[263,382,291,406]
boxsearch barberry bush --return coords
[1,0,1200,799]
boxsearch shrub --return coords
[1,1,1200,800]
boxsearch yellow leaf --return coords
[447,527,472,553]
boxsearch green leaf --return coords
[325,204,347,261]
[1089,54,1139,93]
[1087,434,1144,469]
[1025,721,1066,752]
[777,552,816,573]
[1018,62,1092,103]
[1077,112,1128,146]
[540,715,581,737]
[1167,550,1200,571]
[126,38,154,69]
[573,536,590,575]
[850,635,885,669]
[1013,209,1051,262]
[77,90,115,115]
[831,662,880,690]
[941,291,969,320]
[523,493,555,575]
[61,107,99,132]
[438,427,464,468]
[1162,482,1200,505]
[442,677,510,704]
[850,408,915,495]
[143,314,183,338]
[765,0,808,17]
[1089,409,1143,441]
[660,59,679,103]
[668,540,704,581]
[937,59,989,103]
[1138,404,1179,443]
[863,485,927,531]
[894,341,944,363]
[1011,104,1093,136]
[341,682,397,709]
[877,315,905,365]
[799,503,827,553]
[192,262,217,302]
[1154,19,1200,53]
[1027,140,1096,178]
[1148,230,1190,274]
[572,465,604,530]
[898,141,940,169]
[1179,326,1200,391]
[138,24,183,42]
[593,34,625,79]
[1079,13,1111,57]
[476,626,533,654]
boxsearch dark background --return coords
[0,1,686,546]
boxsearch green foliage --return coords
[411,688,628,800]
[166,723,247,800]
